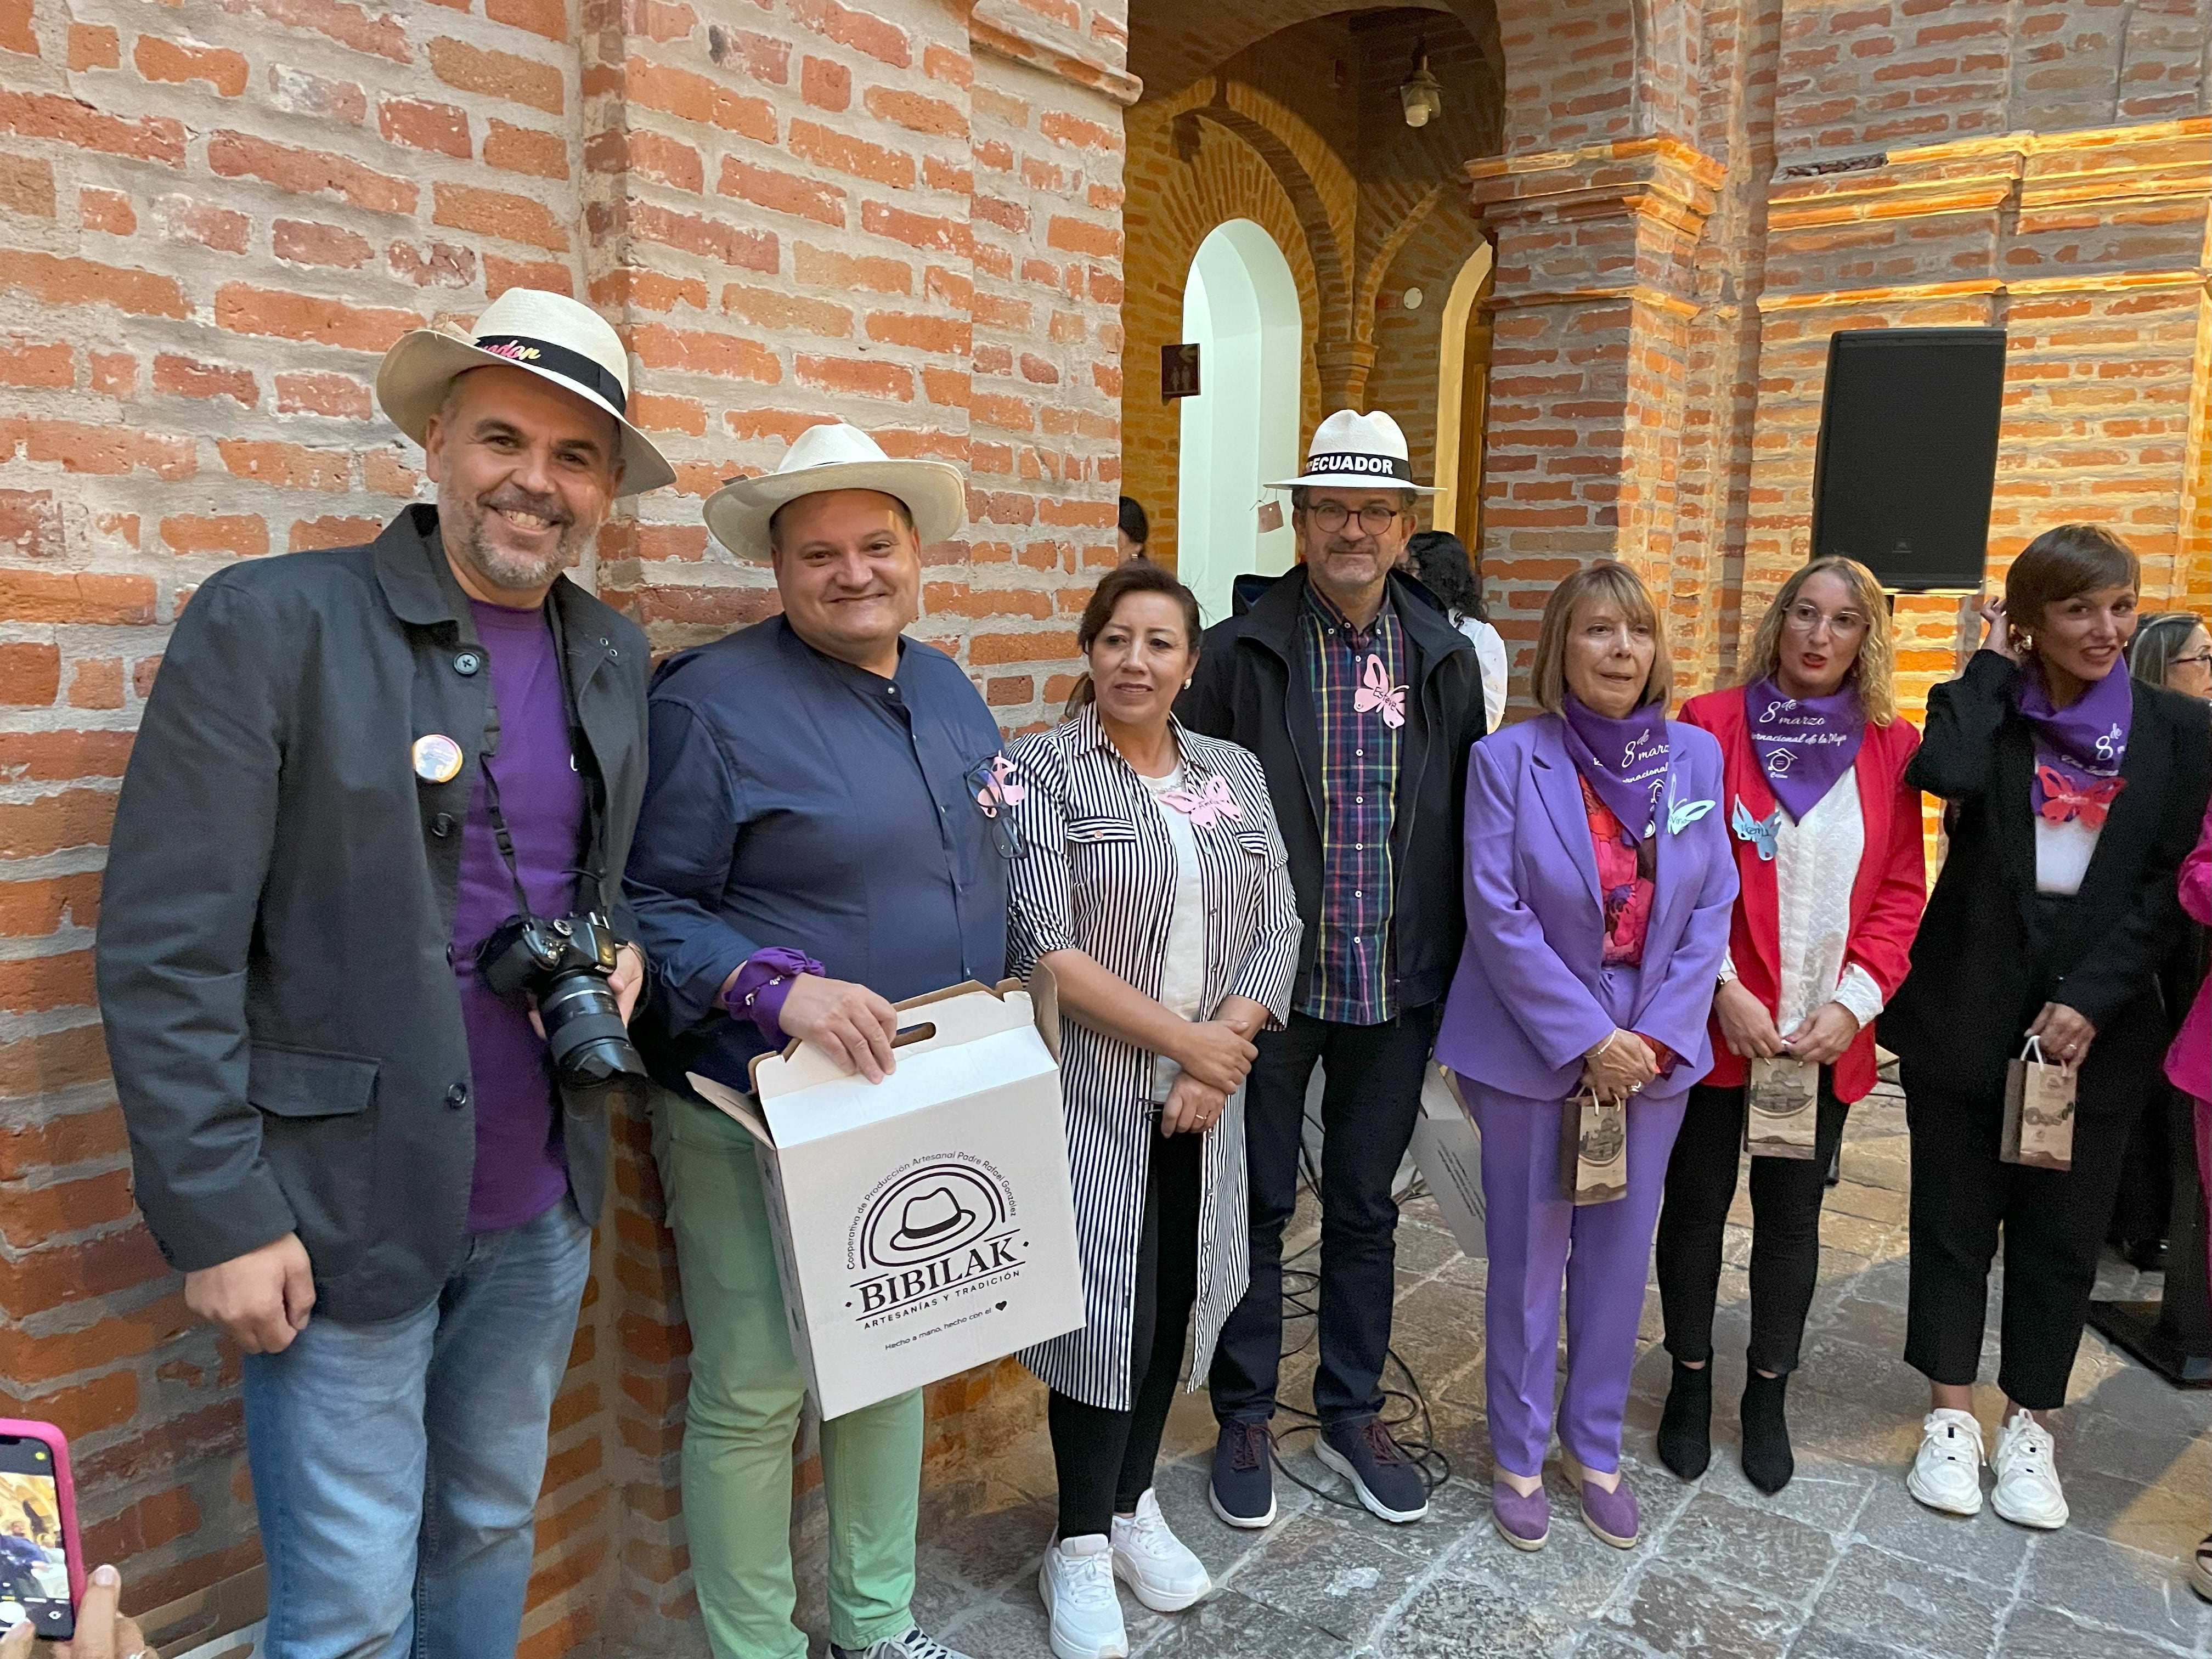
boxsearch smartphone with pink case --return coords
[0,1420,83,1640]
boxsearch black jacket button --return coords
[454,651,482,676]
[431,812,455,837]
[447,1083,469,1108]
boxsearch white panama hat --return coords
[1268,408,1435,495]
[376,287,675,496]
[704,421,968,563]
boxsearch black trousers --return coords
[1902,1068,2135,1410]
[1654,1077,1849,1377]
[1207,1005,1436,1427]
[1049,1130,1203,1539]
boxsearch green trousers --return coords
[654,1088,922,1659]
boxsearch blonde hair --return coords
[1530,561,1673,714]
[1740,556,1897,727]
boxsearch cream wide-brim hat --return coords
[376,287,675,496]
[1268,407,1436,495]
[704,421,968,562]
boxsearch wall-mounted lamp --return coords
[1400,43,1443,128]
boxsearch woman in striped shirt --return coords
[1005,562,1302,1659]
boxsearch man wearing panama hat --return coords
[1178,408,1489,1530]
[97,289,666,1656]
[624,421,997,1659]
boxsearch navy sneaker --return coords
[1317,1418,1429,1522]
[1208,1420,1277,1529]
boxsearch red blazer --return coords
[1680,687,1928,1103]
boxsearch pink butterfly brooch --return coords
[1354,653,1407,728]
[973,753,1026,816]
[1161,775,1242,829]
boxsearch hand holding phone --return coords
[0,1423,81,1643]
[0,1562,148,1657]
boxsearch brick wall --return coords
[0,1,1128,1652]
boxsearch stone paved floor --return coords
[906,1082,2212,1658]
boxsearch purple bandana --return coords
[1745,678,1864,822]
[2018,661,2131,825]
[1560,694,1670,842]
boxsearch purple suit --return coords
[1437,713,1737,1479]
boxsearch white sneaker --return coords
[1906,1408,1985,1516]
[1110,1488,1212,1612]
[1990,1413,2069,1530]
[1037,1534,1128,1659]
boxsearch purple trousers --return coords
[1462,1076,1686,1479]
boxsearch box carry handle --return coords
[890,1021,939,1051]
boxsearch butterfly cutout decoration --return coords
[1730,797,1782,861]
[1667,798,1717,836]
[1161,774,1243,829]
[2036,763,2125,828]
[973,753,1026,818]
[1353,653,1407,729]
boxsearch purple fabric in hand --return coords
[724,946,825,1045]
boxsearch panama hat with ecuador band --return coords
[375,287,676,495]
[703,420,968,563]
[1269,408,1437,495]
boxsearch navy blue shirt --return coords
[627,617,1011,1094]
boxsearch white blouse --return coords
[1726,770,1887,1034]
[1138,764,1207,1100]
[2033,816,2101,896]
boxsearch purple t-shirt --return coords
[453,600,585,1233]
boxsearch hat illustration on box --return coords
[375,287,675,496]
[890,1187,977,1250]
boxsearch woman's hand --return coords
[1714,979,1787,1059]
[0,1564,149,1659]
[1174,1019,1258,1093]
[1581,1029,1657,1103]
[1160,1075,1227,1137]
[2027,1001,2096,1067]
[1977,595,2023,663]
[1782,1000,1860,1067]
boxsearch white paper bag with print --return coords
[1744,1056,1820,1160]
[1558,1088,1628,1206]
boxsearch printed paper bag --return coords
[2001,1035,2075,1172]
[1557,1088,1629,1206]
[1745,1056,1820,1160]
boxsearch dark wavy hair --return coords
[1064,561,1203,718]
[1406,529,1485,623]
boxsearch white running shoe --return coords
[1906,1408,1985,1516]
[1109,1489,1212,1612]
[1038,1534,1128,1659]
[1990,1413,2069,1530]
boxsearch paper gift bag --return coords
[1745,1056,1820,1160]
[1557,1088,1628,1206]
[2001,1034,2076,1172]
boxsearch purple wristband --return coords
[724,947,825,1045]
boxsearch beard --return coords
[441,484,595,594]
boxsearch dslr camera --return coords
[477,910,649,1092]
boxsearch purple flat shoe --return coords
[1562,1452,1639,1548]
[1491,1480,1549,1551]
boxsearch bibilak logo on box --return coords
[850,1159,1025,1319]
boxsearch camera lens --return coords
[536,970,649,1090]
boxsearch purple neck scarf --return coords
[1560,694,1670,842]
[1745,678,1865,822]
[2019,661,2131,826]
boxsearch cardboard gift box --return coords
[689,978,1085,1420]
[1407,1062,1486,1257]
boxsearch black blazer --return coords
[1176,565,1489,1014]
[1881,650,2212,1105]
[96,506,651,1322]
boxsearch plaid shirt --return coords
[1297,583,1404,1024]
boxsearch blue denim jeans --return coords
[241,1197,594,1659]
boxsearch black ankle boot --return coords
[1658,1359,1712,1481]
[1740,1371,1794,1494]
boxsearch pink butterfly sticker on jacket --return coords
[974,753,1026,817]
[1160,774,1243,830]
[1354,653,1407,729]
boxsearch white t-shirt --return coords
[1139,764,1206,1102]
[1455,614,1510,733]
[2034,815,2101,896]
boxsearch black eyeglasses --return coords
[1302,502,1402,537]
[965,756,1026,860]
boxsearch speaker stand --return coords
[2088,1087,2212,1389]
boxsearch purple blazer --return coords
[1435,712,1739,1104]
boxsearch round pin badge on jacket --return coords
[413,734,464,783]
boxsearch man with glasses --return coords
[1178,409,1489,1527]
[623,421,1000,1659]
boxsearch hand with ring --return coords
[1160,1074,1227,1137]
[2027,1000,2097,1067]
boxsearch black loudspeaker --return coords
[1808,327,2007,591]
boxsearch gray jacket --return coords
[95,506,650,1323]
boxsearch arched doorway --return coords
[1176,219,1302,625]
[1430,241,1494,550]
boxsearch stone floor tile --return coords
[1801,1543,2008,1656]
[1656,1487,1838,1601]
[1223,1506,1426,1641]
[1846,1469,2031,1585]
[1609,1564,1803,1658]
[1995,1601,2201,1659]
[2021,1527,2211,1650]
[1380,1565,1589,1659]
[1132,1587,1351,1657]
